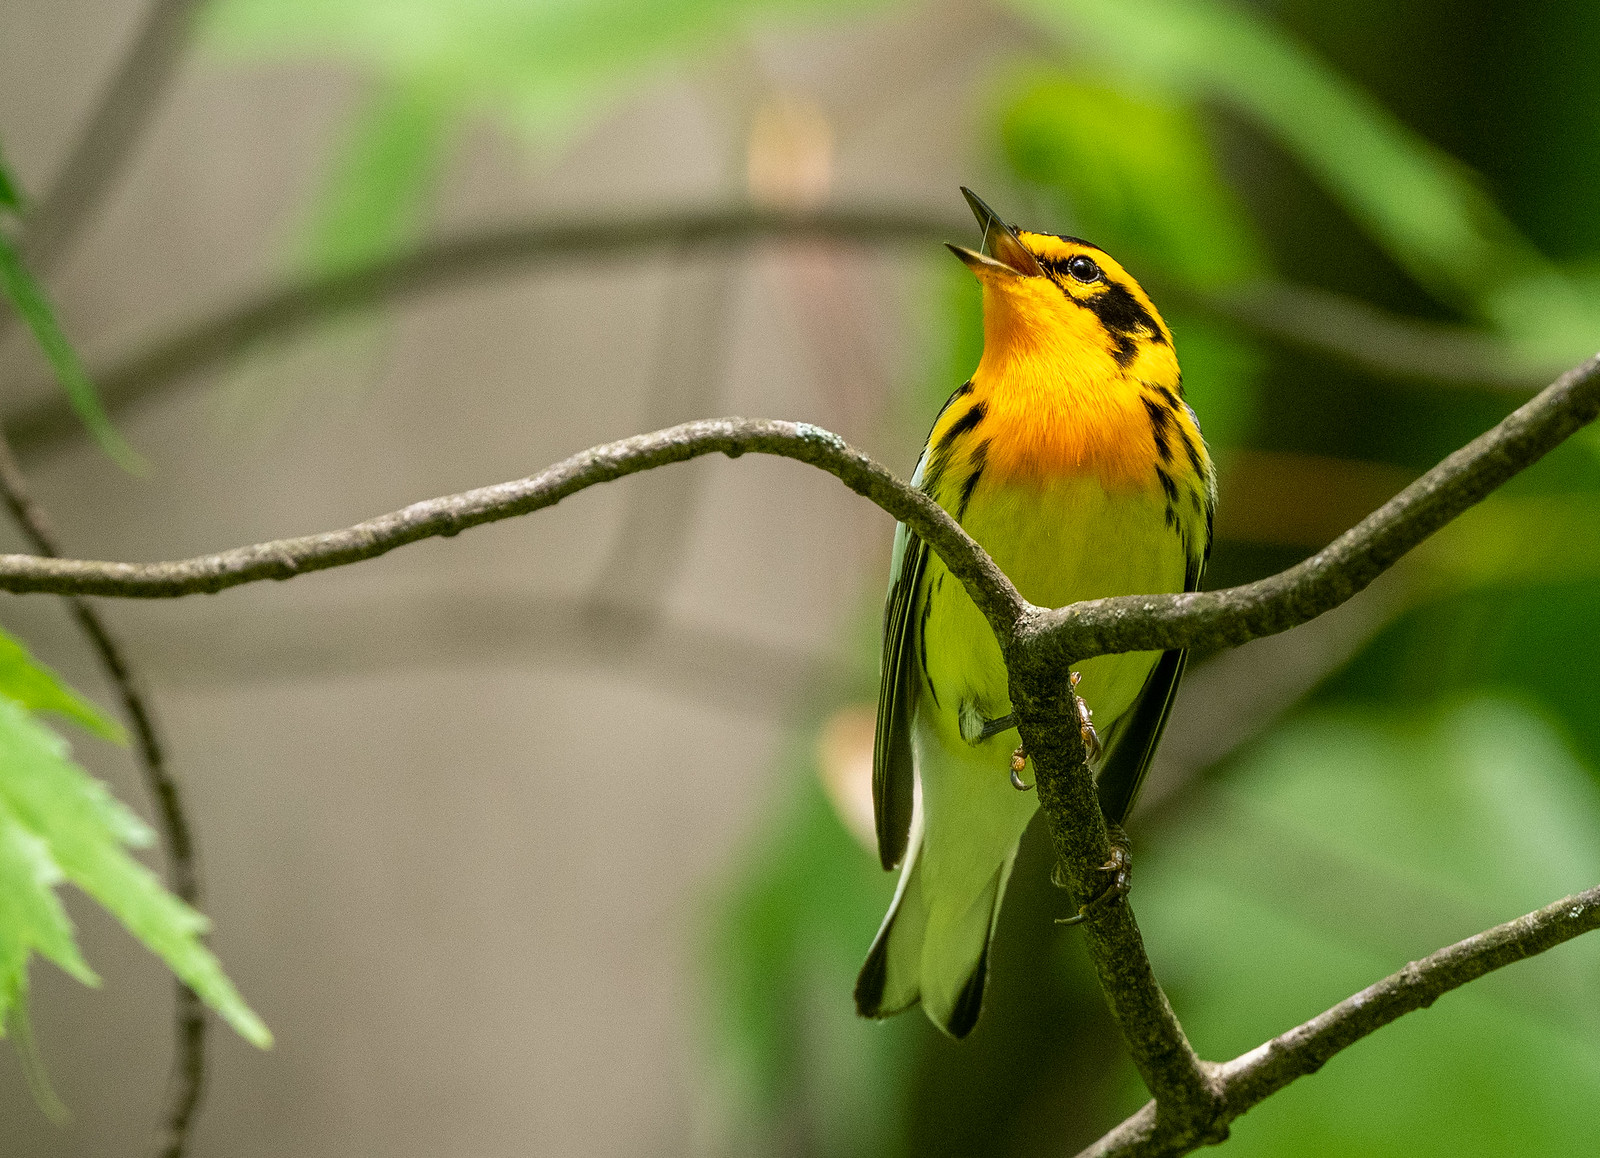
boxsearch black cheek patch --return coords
[1085,280,1165,346]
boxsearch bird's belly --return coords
[920,475,1188,750]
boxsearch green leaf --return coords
[0,696,271,1049]
[999,73,1267,289]
[0,628,124,745]
[0,233,143,473]
[201,0,887,149]
[300,79,454,277]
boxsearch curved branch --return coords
[4,213,1549,458]
[1081,882,1600,1158]
[1203,281,1548,390]
[1024,349,1600,666]
[0,417,1025,638]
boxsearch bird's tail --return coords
[854,825,1021,1038]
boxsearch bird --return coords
[854,188,1214,1039]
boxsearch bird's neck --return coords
[968,347,1186,494]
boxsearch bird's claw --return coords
[1055,824,1133,926]
[1009,745,1033,791]
[1072,671,1102,763]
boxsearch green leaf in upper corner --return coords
[0,628,124,746]
[299,79,454,278]
[0,233,143,474]
[0,696,271,1050]
[999,73,1267,290]
[201,0,888,151]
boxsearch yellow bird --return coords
[855,189,1214,1038]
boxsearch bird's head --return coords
[948,188,1176,382]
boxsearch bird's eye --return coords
[1066,255,1102,283]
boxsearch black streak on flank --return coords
[956,439,989,522]
[1151,383,1206,477]
[919,595,938,709]
[925,400,987,497]
[919,382,975,497]
[936,400,988,457]
[1155,464,1179,505]
[1178,422,1204,478]
[1142,395,1173,463]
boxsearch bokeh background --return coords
[3,0,1600,1154]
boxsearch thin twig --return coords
[17,0,208,272]
[3,212,1551,458]
[0,436,205,1157]
[1079,883,1600,1158]
[0,417,1029,636]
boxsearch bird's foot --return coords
[1070,671,1102,763]
[974,710,1017,743]
[1009,744,1032,791]
[1056,823,1133,926]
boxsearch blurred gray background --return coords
[0,2,983,1152]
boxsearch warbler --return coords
[854,189,1214,1038]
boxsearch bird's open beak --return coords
[946,187,1044,278]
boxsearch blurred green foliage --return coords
[1139,697,1600,1155]
[705,745,911,1158]
[0,151,141,471]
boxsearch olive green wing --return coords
[872,514,928,871]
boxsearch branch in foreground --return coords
[1082,882,1600,1158]
[0,418,1028,633]
[5,213,1552,458]
[1010,645,1221,1136]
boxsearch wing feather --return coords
[872,519,927,870]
